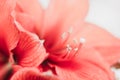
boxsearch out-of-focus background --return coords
[86,0,120,38]
[39,0,120,79]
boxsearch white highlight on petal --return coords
[80,37,86,43]
[14,20,25,31]
[39,0,50,10]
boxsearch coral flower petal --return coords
[0,0,19,53]
[53,47,114,80]
[15,12,36,32]
[16,0,43,33]
[13,31,48,67]
[77,23,120,65]
[38,0,88,38]
[10,68,59,80]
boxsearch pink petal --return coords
[13,32,48,67]
[37,0,88,38]
[10,68,59,80]
[16,0,43,33]
[0,0,19,53]
[53,47,114,80]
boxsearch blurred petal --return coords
[38,0,88,38]
[16,0,43,33]
[0,0,19,53]
[11,68,59,80]
[13,32,48,67]
[53,47,114,80]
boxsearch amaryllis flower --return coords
[16,0,120,65]
[13,0,120,80]
[1,0,120,80]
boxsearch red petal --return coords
[37,0,88,38]
[11,68,59,80]
[0,0,19,53]
[16,0,43,33]
[53,47,114,80]
[13,32,48,67]
[12,65,22,73]
[10,68,40,80]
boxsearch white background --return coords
[86,0,120,38]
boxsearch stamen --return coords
[66,44,72,53]
[68,27,73,34]
[61,32,67,39]
[74,48,78,51]
[73,38,85,53]
[80,37,86,43]
[39,0,50,10]
[73,38,78,44]
[64,38,86,59]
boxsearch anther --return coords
[80,37,86,43]
[68,27,73,34]
[61,32,67,39]
[74,48,78,51]
[73,38,78,44]
[66,44,72,53]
